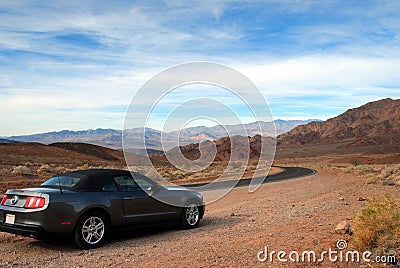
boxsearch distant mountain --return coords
[8,128,121,145]
[8,119,318,153]
[171,119,319,144]
[0,138,15,143]
[277,98,400,146]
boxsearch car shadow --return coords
[26,215,242,251]
[27,236,80,251]
[105,215,244,247]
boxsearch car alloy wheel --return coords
[74,212,108,249]
[185,204,199,226]
[81,216,105,245]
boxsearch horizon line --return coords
[2,118,324,138]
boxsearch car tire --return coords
[73,211,108,249]
[180,202,201,229]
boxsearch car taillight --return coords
[0,195,7,205]
[24,196,45,209]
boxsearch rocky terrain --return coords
[0,98,399,267]
[0,142,148,192]
[278,98,400,146]
[153,98,400,166]
[165,134,275,162]
[0,165,398,267]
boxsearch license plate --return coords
[5,214,15,225]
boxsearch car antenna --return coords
[57,174,63,194]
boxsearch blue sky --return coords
[1,0,400,135]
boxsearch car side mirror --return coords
[145,186,153,192]
[145,185,160,195]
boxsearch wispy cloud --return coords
[0,0,399,135]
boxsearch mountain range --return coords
[2,98,399,163]
[277,98,400,146]
[5,119,317,154]
[0,138,14,143]
[165,98,400,162]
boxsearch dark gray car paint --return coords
[0,170,204,237]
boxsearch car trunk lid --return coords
[1,189,50,209]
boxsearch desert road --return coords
[183,166,316,191]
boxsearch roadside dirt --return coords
[1,168,398,267]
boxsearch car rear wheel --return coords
[180,203,200,229]
[74,212,108,249]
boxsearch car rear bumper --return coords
[0,222,45,237]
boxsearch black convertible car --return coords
[0,169,204,248]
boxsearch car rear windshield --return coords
[40,176,81,189]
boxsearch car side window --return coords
[133,175,156,191]
[113,175,141,192]
[102,178,118,191]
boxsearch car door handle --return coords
[124,196,133,200]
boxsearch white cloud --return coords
[238,56,400,95]
[1,1,400,135]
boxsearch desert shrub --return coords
[11,165,32,176]
[129,166,150,174]
[54,166,67,173]
[338,164,400,184]
[37,164,53,174]
[380,167,393,178]
[102,165,120,170]
[352,195,400,262]
[75,163,90,170]
[209,169,216,176]
[351,160,359,166]
[365,176,380,184]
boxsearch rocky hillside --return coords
[165,135,275,162]
[49,142,123,161]
[277,98,400,146]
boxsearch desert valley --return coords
[0,98,399,267]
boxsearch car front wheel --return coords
[74,212,108,249]
[180,203,200,229]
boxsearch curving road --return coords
[183,166,316,191]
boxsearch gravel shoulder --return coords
[0,169,399,267]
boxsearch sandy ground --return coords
[0,168,399,267]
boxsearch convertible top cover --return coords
[58,169,142,191]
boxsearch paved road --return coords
[183,166,316,191]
